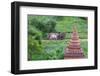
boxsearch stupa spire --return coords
[64,25,84,59]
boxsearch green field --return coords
[28,39,88,60]
[28,15,88,61]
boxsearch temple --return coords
[64,26,84,59]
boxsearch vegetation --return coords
[28,15,88,61]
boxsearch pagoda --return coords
[64,26,84,59]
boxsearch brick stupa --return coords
[64,26,84,59]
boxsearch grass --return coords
[29,39,88,60]
[65,32,87,39]
[55,17,88,33]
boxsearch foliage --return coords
[28,15,88,60]
[81,40,88,57]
